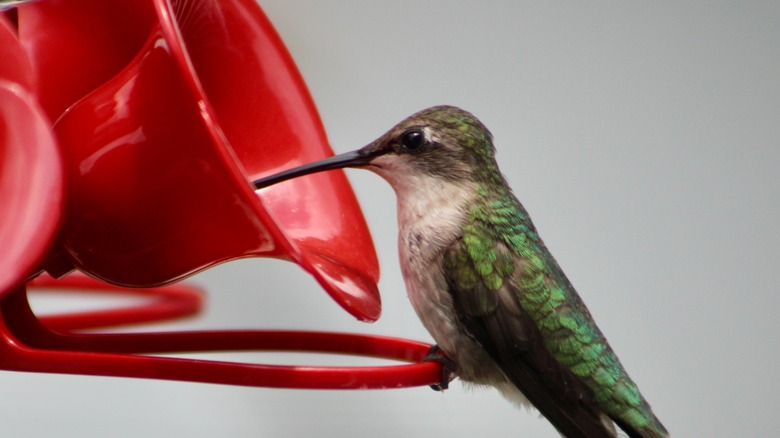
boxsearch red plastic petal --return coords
[0,17,63,295]
[20,0,380,321]
[17,0,155,120]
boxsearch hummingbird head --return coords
[356,106,500,187]
[253,105,502,193]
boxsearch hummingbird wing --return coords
[443,238,616,438]
[442,194,668,438]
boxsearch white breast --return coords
[382,172,500,381]
[369,164,529,406]
[395,177,470,356]
[371,168,472,345]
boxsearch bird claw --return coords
[423,345,456,391]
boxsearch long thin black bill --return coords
[252,149,370,190]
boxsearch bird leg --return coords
[423,344,457,391]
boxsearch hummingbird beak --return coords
[252,146,381,190]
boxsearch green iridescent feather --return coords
[436,107,667,437]
[443,179,667,437]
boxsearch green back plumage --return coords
[428,106,668,437]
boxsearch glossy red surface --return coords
[31,273,204,332]
[0,16,63,297]
[0,15,33,90]
[0,2,442,391]
[0,274,442,390]
[32,0,379,321]
[17,0,156,121]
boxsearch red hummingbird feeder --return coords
[0,0,441,389]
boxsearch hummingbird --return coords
[253,106,668,438]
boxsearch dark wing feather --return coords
[444,239,615,438]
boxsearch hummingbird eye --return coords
[400,129,425,151]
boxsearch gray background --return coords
[5,1,779,436]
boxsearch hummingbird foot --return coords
[423,345,456,391]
